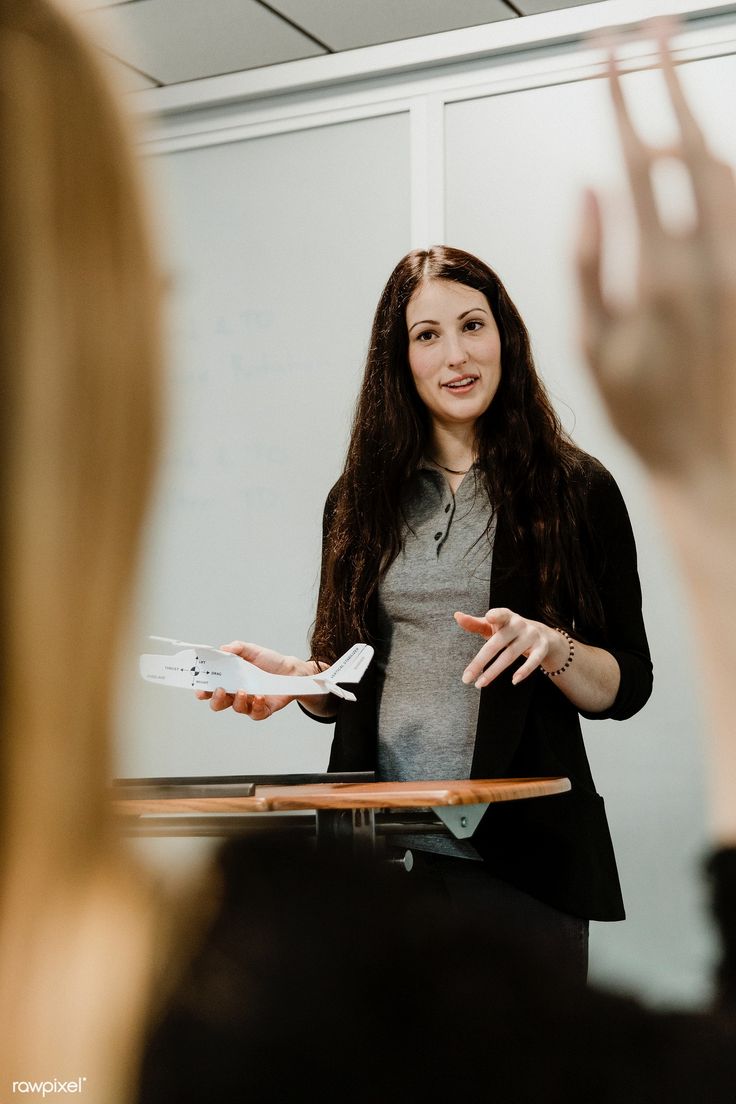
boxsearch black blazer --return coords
[311,458,653,921]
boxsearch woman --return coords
[202,245,653,975]
[0,0,166,1098]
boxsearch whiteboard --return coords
[117,112,410,778]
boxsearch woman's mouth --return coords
[442,375,479,393]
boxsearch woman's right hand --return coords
[195,641,312,721]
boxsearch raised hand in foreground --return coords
[578,30,736,501]
[577,29,736,841]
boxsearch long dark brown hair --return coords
[311,246,604,663]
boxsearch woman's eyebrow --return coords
[408,306,488,333]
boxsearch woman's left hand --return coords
[454,608,567,688]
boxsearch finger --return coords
[195,690,213,700]
[576,189,604,313]
[209,688,234,712]
[656,33,736,250]
[454,611,493,638]
[232,691,253,715]
[249,696,273,721]
[483,608,512,628]
[576,188,610,370]
[511,645,547,686]
[459,608,515,679]
[474,640,527,689]
[220,640,250,656]
[462,625,519,685]
[657,31,705,156]
[608,49,661,233]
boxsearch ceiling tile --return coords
[512,0,606,13]
[267,0,516,51]
[80,0,326,85]
[75,0,129,8]
[104,54,160,92]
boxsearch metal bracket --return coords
[315,807,376,855]
[431,802,488,839]
[351,807,376,857]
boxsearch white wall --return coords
[117,17,736,1005]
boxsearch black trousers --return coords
[398,848,590,984]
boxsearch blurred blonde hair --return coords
[0,0,164,1097]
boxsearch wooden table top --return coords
[113,776,570,816]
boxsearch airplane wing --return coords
[140,640,374,701]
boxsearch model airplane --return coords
[139,637,374,702]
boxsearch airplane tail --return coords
[318,643,374,688]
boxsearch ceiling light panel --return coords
[265,0,516,51]
[81,0,326,85]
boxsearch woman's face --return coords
[406,278,501,433]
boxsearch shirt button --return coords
[434,531,442,541]
[444,503,451,513]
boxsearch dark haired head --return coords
[311,246,604,662]
[365,245,537,445]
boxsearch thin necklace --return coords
[428,455,473,475]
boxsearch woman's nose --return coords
[445,336,468,367]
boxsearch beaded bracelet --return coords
[541,628,575,677]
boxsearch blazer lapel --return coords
[470,507,537,778]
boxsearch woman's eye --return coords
[464,319,483,332]
[416,330,435,342]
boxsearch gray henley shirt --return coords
[376,465,496,859]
